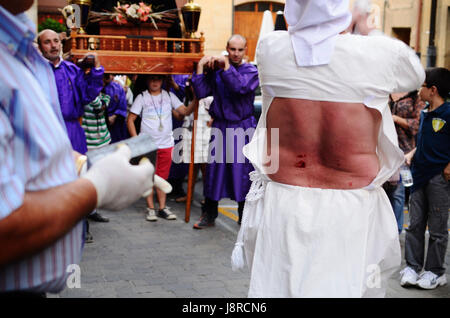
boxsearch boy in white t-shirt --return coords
[127,74,195,221]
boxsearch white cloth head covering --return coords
[353,0,372,14]
[254,10,275,63]
[284,0,352,67]
[258,10,275,44]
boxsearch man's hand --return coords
[72,150,82,163]
[72,150,87,176]
[82,145,155,210]
[108,114,117,126]
[405,148,416,166]
[213,56,229,71]
[197,55,229,73]
[85,52,100,68]
[197,55,214,74]
[443,163,450,182]
[166,76,177,91]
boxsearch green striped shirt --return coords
[82,93,111,149]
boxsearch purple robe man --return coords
[38,29,104,154]
[191,34,259,229]
[103,74,129,143]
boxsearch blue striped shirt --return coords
[0,6,83,293]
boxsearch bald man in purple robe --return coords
[38,29,104,154]
[191,34,259,229]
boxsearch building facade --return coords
[195,0,449,68]
[34,0,449,68]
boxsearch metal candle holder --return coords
[181,0,201,39]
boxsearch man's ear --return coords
[430,85,438,96]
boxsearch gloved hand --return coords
[138,157,172,195]
[82,144,154,210]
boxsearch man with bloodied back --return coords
[232,0,425,297]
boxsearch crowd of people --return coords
[28,24,258,243]
[0,0,448,298]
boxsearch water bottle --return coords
[399,164,413,187]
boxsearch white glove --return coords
[138,157,173,196]
[82,144,154,210]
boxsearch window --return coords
[392,27,411,46]
[236,2,285,13]
[235,3,255,12]
[257,2,270,12]
[272,3,285,12]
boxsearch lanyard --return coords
[149,92,164,131]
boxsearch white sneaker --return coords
[417,271,447,290]
[146,208,157,222]
[158,207,177,220]
[400,266,418,287]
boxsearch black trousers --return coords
[203,197,245,223]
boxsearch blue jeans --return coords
[384,182,405,234]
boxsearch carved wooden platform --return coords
[66,30,204,74]
[98,21,172,37]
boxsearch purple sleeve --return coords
[115,87,128,118]
[106,83,127,118]
[192,72,213,100]
[78,66,105,108]
[220,65,259,95]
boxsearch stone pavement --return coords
[49,182,449,298]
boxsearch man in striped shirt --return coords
[0,0,155,296]
[82,93,112,149]
[82,93,113,225]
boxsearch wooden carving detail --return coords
[67,31,204,74]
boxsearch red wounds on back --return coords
[295,160,306,168]
[295,154,306,168]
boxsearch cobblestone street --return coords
[50,184,449,298]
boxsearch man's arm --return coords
[192,56,214,100]
[0,178,96,265]
[175,98,197,117]
[127,95,143,137]
[0,143,155,266]
[108,85,128,125]
[345,6,424,93]
[127,112,139,137]
[219,61,259,95]
[172,109,185,121]
[116,85,128,117]
[392,99,425,135]
[405,147,417,166]
[77,54,105,106]
[393,41,425,93]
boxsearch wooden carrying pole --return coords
[185,98,199,222]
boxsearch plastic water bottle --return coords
[399,165,413,187]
